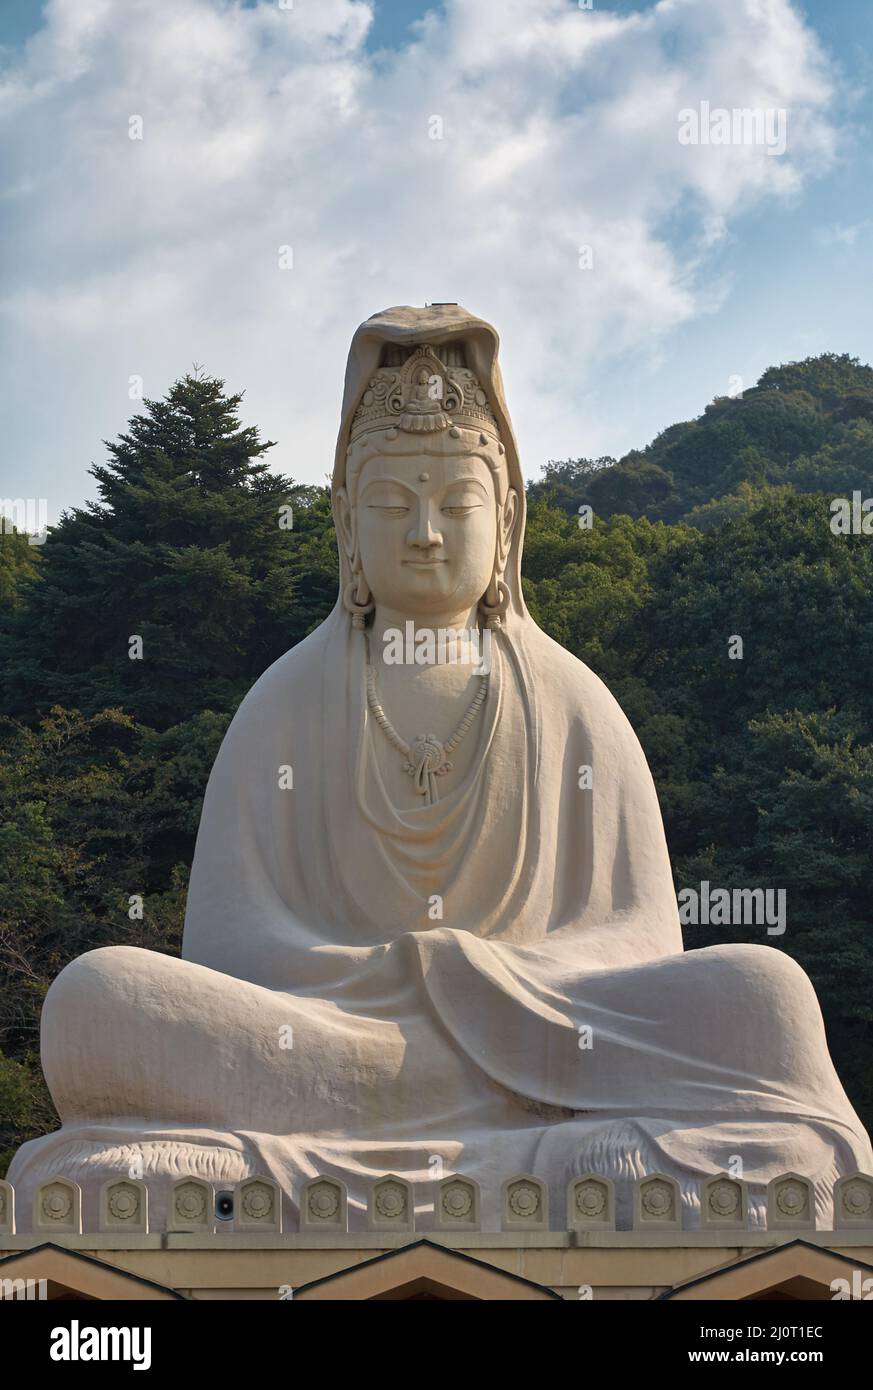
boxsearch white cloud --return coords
[0,0,839,514]
[814,221,869,248]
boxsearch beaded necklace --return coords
[365,658,489,805]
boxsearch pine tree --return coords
[1,372,313,728]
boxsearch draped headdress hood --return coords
[331,304,529,623]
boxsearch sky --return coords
[1,0,872,522]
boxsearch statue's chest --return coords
[365,663,489,810]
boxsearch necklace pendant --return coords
[365,659,487,807]
[411,735,449,773]
[406,735,450,800]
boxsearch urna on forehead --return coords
[345,338,508,500]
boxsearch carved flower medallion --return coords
[441,1182,473,1220]
[641,1180,673,1219]
[842,1180,872,1218]
[308,1182,340,1221]
[575,1182,607,1219]
[508,1181,540,1220]
[708,1181,740,1218]
[108,1183,139,1221]
[175,1183,206,1222]
[776,1182,806,1218]
[42,1184,73,1222]
[242,1183,273,1222]
[375,1181,407,1221]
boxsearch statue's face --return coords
[352,432,503,618]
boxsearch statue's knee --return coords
[719,941,812,995]
[693,942,821,1040]
[41,946,153,1046]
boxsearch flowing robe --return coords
[10,609,871,1229]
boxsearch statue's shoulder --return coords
[523,624,606,692]
[228,620,333,728]
[522,624,636,736]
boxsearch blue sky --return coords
[2,0,872,518]
[645,0,873,437]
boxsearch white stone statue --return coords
[9,305,871,1230]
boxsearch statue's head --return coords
[336,341,518,627]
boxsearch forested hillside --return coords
[529,352,873,526]
[2,355,871,1172]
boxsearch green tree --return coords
[1,373,313,728]
[613,495,873,1125]
[0,527,41,607]
[530,352,873,525]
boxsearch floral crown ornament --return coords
[349,342,500,444]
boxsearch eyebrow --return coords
[361,474,490,496]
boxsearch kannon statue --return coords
[10,305,872,1230]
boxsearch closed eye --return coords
[368,505,410,516]
[442,505,481,517]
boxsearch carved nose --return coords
[408,504,442,549]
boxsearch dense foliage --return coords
[1,356,871,1173]
[529,353,873,526]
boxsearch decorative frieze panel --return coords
[99,1178,148,1233]
[834,1172,873,1229]
[567,1174,615,1231]
[767,1172,815,1231]
[434,1174,480,1231]
[368,1175,414,1232]
[634,1173,681,1231]
[0,1179,15,1235]
[167,1178,214,1233]
[237,1177,282,1232]
[700,1173,747,1231]
[4,1168,869,1236]
[501,1174,549,1232]
[300,1176,348,1233]
[34,1177,82,1235]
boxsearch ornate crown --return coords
[349,342,499,443]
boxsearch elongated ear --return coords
[480,487,518,625]
[337,486,374,625]
[336,486,356,565]
[497,487,518,573]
